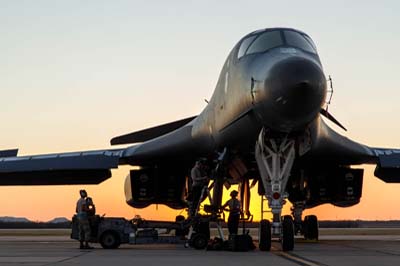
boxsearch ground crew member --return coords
[222,190,242,235]
[76,189,93,249]
[85,197,96,217]
[190,159,209,216]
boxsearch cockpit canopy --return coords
[237,29,317,59]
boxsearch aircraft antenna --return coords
[325,75,334,111]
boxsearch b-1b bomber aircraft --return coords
[1,27,400,251]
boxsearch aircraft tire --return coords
[258,219,271,251]
[304,215,319,240]
[100,231,121,249]
[194,221,210,239]
[281,216,294,251]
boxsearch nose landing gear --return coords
[255,128,311,251]
[255,129,296,251]
[258,219,271,251]
[281,215,295,251]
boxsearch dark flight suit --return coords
[223,198,241,235]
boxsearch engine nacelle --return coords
[124,165,187,209]
[303,167,364,208]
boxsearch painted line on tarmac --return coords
[276,252,329,266]
[271,246,328,266]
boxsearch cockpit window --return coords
[284,30,316,54]
[303,34,317,51]
[237,29,318,60]
[246,31,283,55]
[237,35,257,58]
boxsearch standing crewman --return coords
[190,159,209,216]
[222,190,242,236]
[85,197,96,217]
[76,190,93,249]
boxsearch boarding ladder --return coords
[260,195,272,221]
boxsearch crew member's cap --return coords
[230,190,238,197]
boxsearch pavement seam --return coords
[323,241,400,257]
[43,250,94,266]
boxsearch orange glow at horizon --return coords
[1,165,399,222]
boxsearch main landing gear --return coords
[303,215,319,240]
[292,202,319,241]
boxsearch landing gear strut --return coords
[292,201,305,235]
[255,128,296,251]
[291,202,319,240]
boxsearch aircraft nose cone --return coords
[265,57,327,131]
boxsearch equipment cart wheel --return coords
[304,215,319,240]
[100,231,121,249]
[190,233,208,250]
[281,216,294,251]
[175,215,188,237]
[258,219,271,251]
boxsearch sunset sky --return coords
[1,0,400,221]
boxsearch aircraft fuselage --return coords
[122,28,374,168]
[193,28,327,152]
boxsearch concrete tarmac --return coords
[1,232,400,266]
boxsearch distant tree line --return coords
[216,220,400,228]
[319,220,400,228]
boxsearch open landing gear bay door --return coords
[0,149,123,185]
